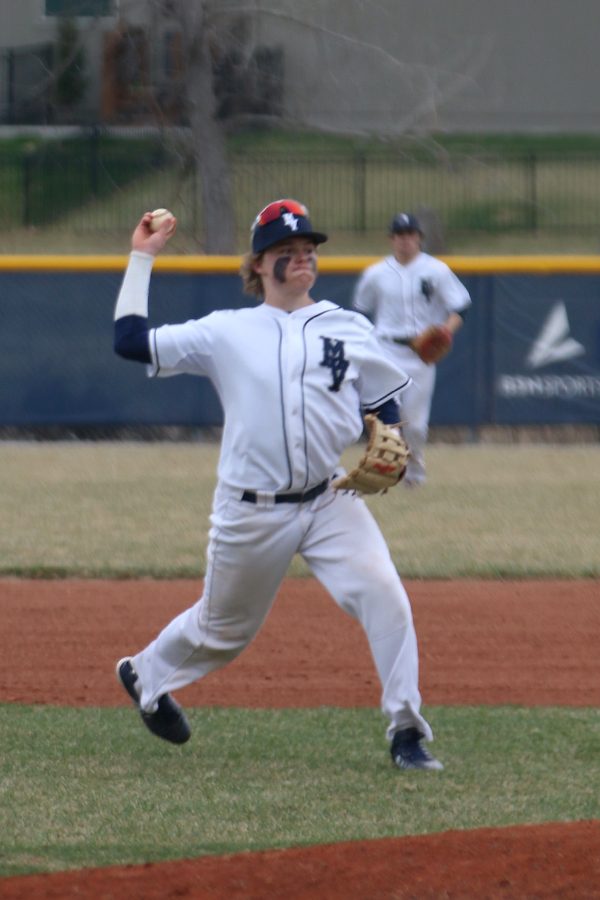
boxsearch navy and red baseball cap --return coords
[251,199,328,254]
[389,212,423,235]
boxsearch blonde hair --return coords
[240,251,264,297]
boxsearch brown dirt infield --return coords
[1,577,599,899]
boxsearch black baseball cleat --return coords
[116,657,191,745]
[391,727,444,771]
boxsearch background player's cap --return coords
[389,212,423,235]
[251,199,328,254]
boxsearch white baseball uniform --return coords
[115,252,435,744]
[353,252,471,485]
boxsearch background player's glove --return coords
[410,324,453,364]
[332,414,410,495]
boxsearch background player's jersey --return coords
[353,252,471,340]
[148,300,410,493]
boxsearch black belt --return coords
[241,478,329,505]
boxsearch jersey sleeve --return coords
[437,262,471,313]
[356,329,411,408]
[147,314,219,379]
[352,266,378,318]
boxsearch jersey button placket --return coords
[284,323,307,485]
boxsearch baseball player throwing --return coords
[112,199,443,771]
[353,212,471,486]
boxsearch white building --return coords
[2,0,600,133]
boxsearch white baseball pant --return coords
[131,482,433,742]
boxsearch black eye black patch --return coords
[273,256,291,283]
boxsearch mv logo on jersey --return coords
[320,337,349,392]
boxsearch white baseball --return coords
[149,208,176,234]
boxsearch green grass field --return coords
[1,705,598,877]
[0,439,599,877]
[1,441,599,578]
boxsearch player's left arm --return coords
[437,264,471,334]
[358,330,412,423]
[364,397,401,424]
[444,310,466,336]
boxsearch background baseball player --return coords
[353,212,471,487]
[112,199,443,771]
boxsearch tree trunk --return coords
[185,11,237,253]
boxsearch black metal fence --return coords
[2,131,600,243]
[2,132,169,229]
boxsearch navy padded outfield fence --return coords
[1,257,599,428]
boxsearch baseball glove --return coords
[332,414,410,495]
[410,324,453,364]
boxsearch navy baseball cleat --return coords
[116,657,191,745]
[391,727,444,771]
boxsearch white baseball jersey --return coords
[353,252,471,339]
[148,301,410,492]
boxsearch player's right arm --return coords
[352,265,378,321]
[113,213,175,363]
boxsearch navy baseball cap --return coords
[251,199,328,254]
[389,212,423,235]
